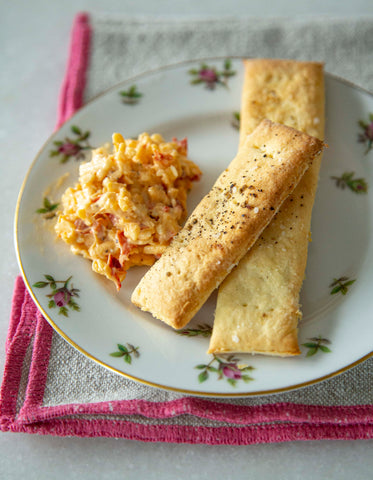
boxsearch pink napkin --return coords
[1,12,372,444]
[1,276,372,443]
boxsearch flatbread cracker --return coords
[208,59,325,356]
[132,119,324,329]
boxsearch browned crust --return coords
[131,119,324,329]
[209,59,324,356]
[240,59,324,147]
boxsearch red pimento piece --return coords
[106,213,117,225]
[189,173,201,182]
[117,231,133,257]
[92,220,106,240]
[107,254,122,290]
[108,254,122,269]
[74,219,90,233]
[172,137,188,156]
[153,151,174,167]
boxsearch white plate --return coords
[15,58,373,397]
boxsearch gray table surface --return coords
[1,1,372,478]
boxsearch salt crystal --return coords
[254,207,259,214]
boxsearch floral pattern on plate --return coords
[36,197,59,219]
[49,125,93,163]
[331,172,368,193]
[196,354,254,387]
[33,275,80,317]
[188,59,236,89]
[119,85,143,105]
[176,324,212,337]
[329,277,356,296]
[16,59,373,395]
[110,343,140,364]
[302,337,332,357]
[231,111,240,130]
[358,113,373,154]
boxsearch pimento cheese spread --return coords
[55,132,201,289]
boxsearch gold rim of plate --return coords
[14,57,373,397]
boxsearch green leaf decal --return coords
[319,345,332,353]
[231,111,241,130]
[331,172,368,194]
[118,344,128,353]
[68,300,80,311]
[71,125,81,135]
[302,342,317,348]
[36,198,59,217]
[119,85,143,104]
[357,114,373,154]
[330,277,356,296]
[110,351,124,358]
[59,306,68,317]
[33,281,48,288]
[176,324,212,337]
[302,336,332,357]
[124,354,132,364]
[198,370,209,383]
[110,343,140,364]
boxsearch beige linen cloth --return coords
[13,15,373,421]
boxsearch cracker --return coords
[208,59,325,356]
[131,119,324,329]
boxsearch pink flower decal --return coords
[189,59,236,90]
[58,142,81,157]
[198,68,218,84]
[50,125,93,163]
[53,290,71,307]
[33,275,80,317]
[358,114,373,154]
[222,363,242,380]
[331,172,368,194]
[195,354,254,387]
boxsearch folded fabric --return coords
[1,276,372,443]
[1,12,372,444]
